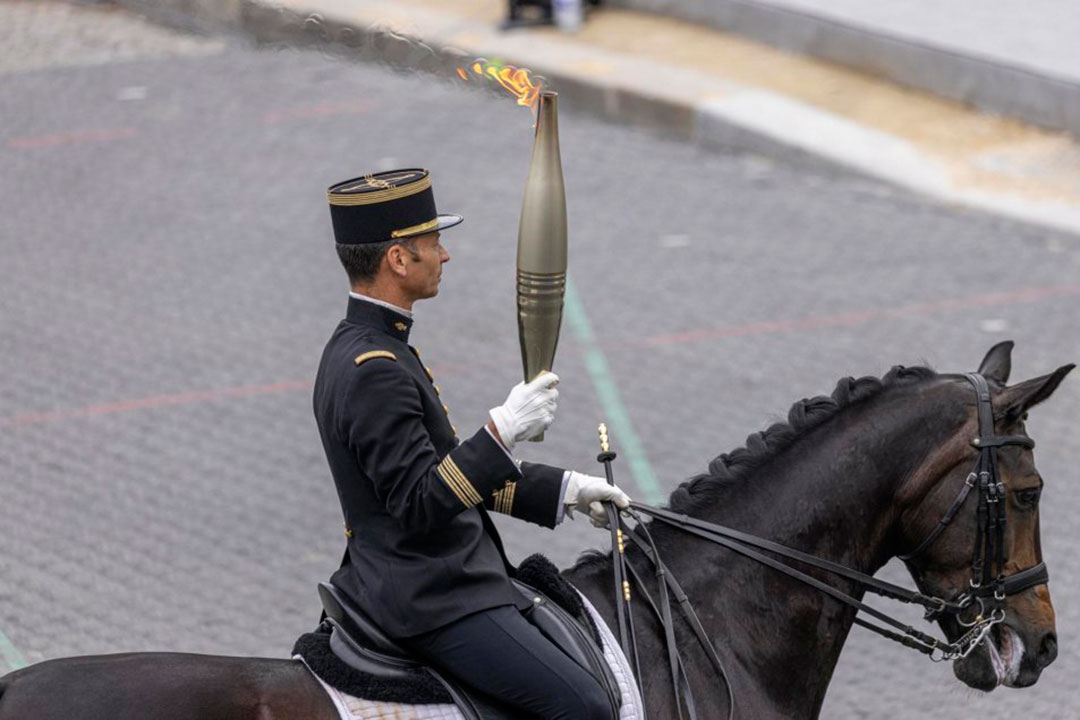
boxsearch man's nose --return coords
[440,247,450,263]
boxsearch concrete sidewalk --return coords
[112,0,1080,238]
[612,0,1080,138]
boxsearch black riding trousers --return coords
[400,604,614,720]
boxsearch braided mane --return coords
[567,364,940,573]
[667,365,938,515]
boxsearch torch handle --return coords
[527,368,557,442]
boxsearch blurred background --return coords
[1,1,1078,717]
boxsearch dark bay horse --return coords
[0,342,1071,719]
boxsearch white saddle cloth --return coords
[298,590,643,720]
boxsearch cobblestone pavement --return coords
[0,0,223,74]
[1,3,1078,717]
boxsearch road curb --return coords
[106,0,810,157]
[104,0,1080,238]
[609,0,1080,139]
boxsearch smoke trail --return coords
[110,1,551,109]
[249,3,550,106]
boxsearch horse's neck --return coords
[570,390,957,719]
[718,408,919,571]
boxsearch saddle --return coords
[307,566,621,720]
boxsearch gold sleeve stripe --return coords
[493,481,517,514]
[437,455,482,506]
[354,350,397,366]
[391,217,439,238]
[437,463,471,507]
[328,176,431,206]
[444,456,483,506]
[439,463,479,507]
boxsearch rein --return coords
[600,373,1049,719]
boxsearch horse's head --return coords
[897,341,1072,691]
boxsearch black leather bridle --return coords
[898,373,1048,614]
[601,372,1050,720]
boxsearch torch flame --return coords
[455,58,544,109]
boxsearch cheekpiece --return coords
[327,168,463,245]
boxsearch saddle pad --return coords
[298,591,644,720]
[298,654,463,720]
[578,590,644,720]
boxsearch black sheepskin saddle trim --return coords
[293,629,453,704]
[516,553,601,645]
[292,554,598,705]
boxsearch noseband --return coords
[604,372,1050,720]
[899,372,1048,621]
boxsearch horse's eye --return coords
[1015,488,1042,508]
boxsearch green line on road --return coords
[0,626,27,672]
[564,277,664,504]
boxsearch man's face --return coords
[401,231,450,300]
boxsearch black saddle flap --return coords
[513,580,622,713]
[318,582,413,661]
[314,580,621,719]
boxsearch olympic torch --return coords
[516,91,567,442]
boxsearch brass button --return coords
[442,403,450,414]
[434,384,441,395]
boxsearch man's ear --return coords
[384,244,410,278]
[977,340,1014,384]
[997,364,1075,423]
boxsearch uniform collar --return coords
[346,294,414,342]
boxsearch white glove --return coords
[489,371,559,452]
[564,471,631,528]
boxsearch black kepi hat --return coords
[327,168,463,245]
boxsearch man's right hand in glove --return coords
[563,471,632,527]
[488,371,559,452]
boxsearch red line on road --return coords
[261,100,377,124]
[1,380,312,428]
[6,127,138,150]
[5,283,1077,427]
[636,284,1080,347]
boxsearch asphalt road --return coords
[2,3,1079,718]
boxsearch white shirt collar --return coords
[349,291,414,320]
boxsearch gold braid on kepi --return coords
[327,168,463,245]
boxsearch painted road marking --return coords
[0,626,27,672]
[3,282,1078,430]
[564,277,664,505]
[637,283,1080,348]
[0,381,312,428]
[6,127,137,150]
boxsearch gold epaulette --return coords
[354,350,397,366]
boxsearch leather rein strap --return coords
[603,373,1050,717]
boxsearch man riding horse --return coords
[313,168,631,719]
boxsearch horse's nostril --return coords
[1038,632,1058,668]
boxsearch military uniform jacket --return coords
[314,297,566,637]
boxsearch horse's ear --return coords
[978,340,1014,383]
[998,364,1075,422]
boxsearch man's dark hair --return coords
[336,237,419,285]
